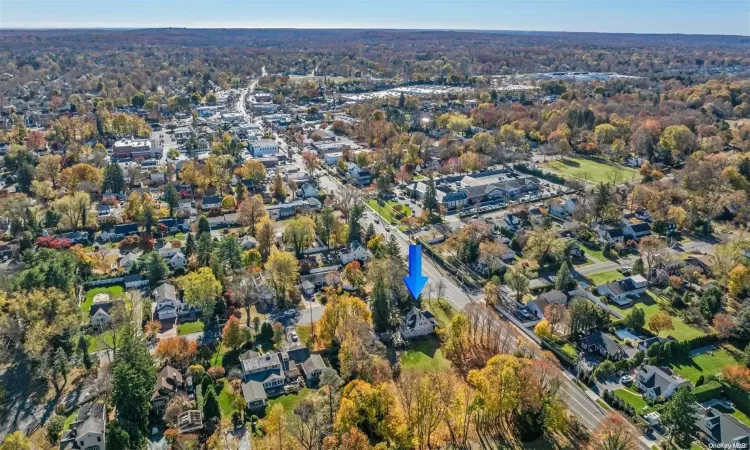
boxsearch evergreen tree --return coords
[196,232,214,267]
[162,183,179,217]
[143,203,155,234]
[623,307,646,330]
[16,162,34,194]
[555,263,573,291]
[423,174,438,216]
[185,233,196,258]
[371,275,391,332]
[198,215,211,236]
[364,223,376,245]
[203,385,221,422]
[111,325,156,448]
[78,334,93,370]
[398,92,406,109]
[632,258,645,275]
[102,162,126,193]
[386,234,400,258]
[662,388,698,449]
[217,235,243,271]
[347,204,364,243]
[234,182,246,203]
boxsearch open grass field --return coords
[178,321,205,336]
[267,388,311,414]
[81,286,126,316]
[366,199,412,224]
[218,382,236,417]
[400,336,451,371]
[670,347,741,384]
[542,157,640,184]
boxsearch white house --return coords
[596,275,648,305]
[637,365,690,401]
[158,246,181,260]
[251,139,279,157]
[168,252,188,270]
[119,251,142,271]
[624,222,652,240]
[626,156,645,168]
[597,226,625,244]
[298,182,320,199]
[339,242,371,265]
[59,403,106,450]
[399,307,437,339]
[90,301,114,330]
[154,283,180,321]
[201,196,221,211]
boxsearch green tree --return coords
[162,183,179,217]
[16,163,34,194]
[0,431,31,450]
[317,206,337,249]
[662,388,698,449]
[371,274,391,332]
[47,414,66,444]
[196,232,214,267]
[102,162,125,193]
[699,285,723,319]
[505,265,530,303]
[132,252,170,287]
[178,267,222,320]
[111,325,156,448]
[555,263,573,291]
[284,216,316,257]
[185,233,196,259]
[623,307,646,330]
[347,204,364,243]
[423,174,438,216]
[198,215,211,236]
[203,386,221,421]
[217,235,243,271]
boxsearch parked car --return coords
[620,375,634,385]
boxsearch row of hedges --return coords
[513,163,568,185]
[683,334,720,350]
[693,381,723,403]
[724,383,750,417]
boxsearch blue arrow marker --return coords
[403,244,429,301]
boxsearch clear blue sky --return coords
[1,0,748,35]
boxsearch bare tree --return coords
[288,394,329,450]
[230,272,258,327]
[332,185,364,220]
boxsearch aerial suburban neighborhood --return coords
[0,11,749,450]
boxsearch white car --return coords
[620,375,634,385]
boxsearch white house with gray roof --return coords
[636,365,690,401]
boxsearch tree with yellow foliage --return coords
[534,319,553,340]
[317,294,371,347]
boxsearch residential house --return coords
[158,218,189,233]
[626,156,645,168]
[528,207,545,226]
[339,241,371,265]
[114,223,139,240]
[634,209,652,221]
[240,235,258,250]
[624,222,652,240]
[526,290,567,320]
[201,196,221,211]
[152,365,184,415]
[301,354,326,381]
[240,347,326,406]
[399,307,437,339]
[241,380,268,410]
[59,403,106,450]
[685,254,714,275]
[500,213,523,232]
[597,226,625,244]
[697,406,750,448]
[438,191,469,209]
[266,199,322,220]
[580,330,627,361]
[596,275,648,305]
[59,231,89,245]
[90,300,116,330]
[168,252,187,270]
[153,283,180,321]
[298,182,320,199]
[300,265,341,288]
[345,162,372,186]
[118,251,142,272]
[636,365,691,400]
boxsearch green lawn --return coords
[267,389,310,414]
[81,286,126,316]
[588,269,625,286]
[581,245,608,262]
[366,199,412,224]
[218,382,235,417]
[424,298,457,328]
[173,232,187,241]
[63,409,78,429]
[614,389,649,412]
[561,343,579,359]
[178,321,205,336]
[295,324,312,347]
[609,291,708,340]
[542,157,640,184]
[714,403,750,428]
[670,348,741,385]
[87,329,125,352]
[400,336,451,371]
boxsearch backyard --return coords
[670,347,741,385]
[267,388,311,414]
[366,199,412,224]
[399,336,451,372]
[587,269,624,286]
[614,388,648,412]
[542,157,640,184]
[81,286,127,316]
[608,291,709,341]
[424,298,457,328]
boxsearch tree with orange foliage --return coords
[154,336,197,369]
[222,316,244,350]
[144,320,162,340]
[591,413,639,450]
[323,427,372,450]
[713,313,736,339]
[722,365,750,392]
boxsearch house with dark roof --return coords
[697,406,750,448]
[59,403,106,450]
[624,222,652,240]
[113,222,139,239]
[300,265,341,287]
[201,196,222,210]
[152,365,184,415]
[597,226,625,244]
[636,365,690,400]
[579,330,626,361]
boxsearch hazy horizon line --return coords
[1,26,748,38]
